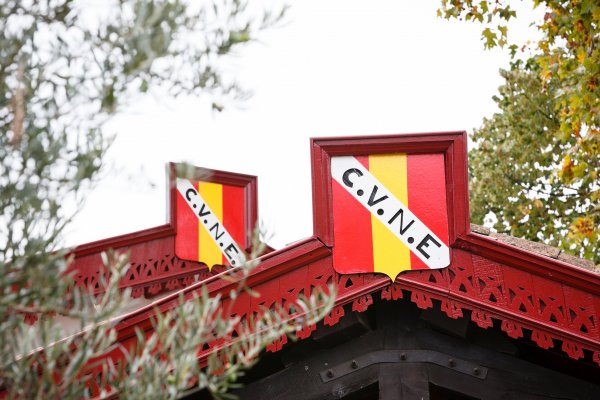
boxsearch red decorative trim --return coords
[352,294,373,313]
[441,299,464,319]
[593,351,600,366]
[324,305,345,327]
[61,238,600,395]
[73,224,174,258]
[68,237,600,366]
[296,324,316,339]
[266,335,287,353]
[411,291,434,310]
[471,309,493,329]
[112,238,331,342]
[532,329,554,349]
[381,284,403,301]
[457,232,600,295]
[501,320,524,339]
[35,134,600,395]
[23,313,38,325]
[562,340,584,360]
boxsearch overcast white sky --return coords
[66,0,542,249]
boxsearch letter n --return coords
[209,223,225,241]
[387,208,415,235]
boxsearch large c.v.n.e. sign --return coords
[330,153,450,280]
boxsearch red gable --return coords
[64,132,599,394]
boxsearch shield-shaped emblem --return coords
[330,153,450,280]
[173,166,257,270]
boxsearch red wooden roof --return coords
[64,132,600,392]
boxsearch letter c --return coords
[342,168,363,188]
[185,188,197,201]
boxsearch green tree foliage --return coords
[469,60,598,261]
[1,0,334,397]
[439,1,599,262]
[1,0,283,300]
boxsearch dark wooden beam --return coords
[226,296,600,400]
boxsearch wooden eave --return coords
[50,132,600,395]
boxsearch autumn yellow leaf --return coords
[577,47,586,64]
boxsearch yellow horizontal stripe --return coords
[369,154,410,280]
[198,181,223,270]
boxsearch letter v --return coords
[198,203,211,217]
[367,185,388,206]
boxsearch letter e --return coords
[224,243,240,261]
[416,234,442,260]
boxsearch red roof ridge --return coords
[470,223,599,274]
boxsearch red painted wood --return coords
[78,234,600,395]
[243,175,258,251]
[28,132,600,397]
[311,139,333,246]
[456,232,600,295]
[112,237,331,341]
[73,224,174,258]
[67,133,600,352]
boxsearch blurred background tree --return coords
[0,0,334,398]
[439,0,600,263]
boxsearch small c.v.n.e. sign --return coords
[176,179,246,268]
[331,153,450,280]
[173,165,257,270]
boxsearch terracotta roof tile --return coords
[470,224,490,236]
[557,251,598,272]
